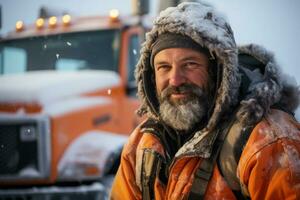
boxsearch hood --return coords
[135,2,299,158]
[0,70,120,106]
[136,1,240,130]
[236,44,299,125]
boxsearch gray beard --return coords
[159,85,208,132]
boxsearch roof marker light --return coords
[48,16,57,28]
[15,21,24,32]
[36,18,45,29]
[109,9,120,21]
[62,14,71,26]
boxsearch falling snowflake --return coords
[133,49,137,55]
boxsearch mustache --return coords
[160,83,204,100]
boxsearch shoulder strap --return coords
[189,117,254,199]
[141,149,163,200]
[218,120,253,190]
[189,139,223,199]
[218,120,253,199]
[139,119,166,200]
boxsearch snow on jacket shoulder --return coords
[238,109,300,200]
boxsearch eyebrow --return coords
[154,56,205,67]
[179,56,203,62]
[154,61,169,67]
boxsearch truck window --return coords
[0,30,120,74]
[1,47,26,74]
[56,59,87,71]
[127,34,141,97]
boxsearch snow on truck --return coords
[0,1,151,199]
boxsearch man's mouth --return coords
[170,92,188,99]
[160,84,201,104]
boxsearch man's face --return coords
[154,48,210,132]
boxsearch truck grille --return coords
[0,115,50,181]
[0,123,38,175]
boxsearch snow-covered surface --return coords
[0,111,47,120]
[58,131,128,179]
[42,96,111,117]
[283,144,300,173]
[0,70,120,105]
[158,2,234,49]
[19,166,41,177]
[0,182,105,195]
[266,111,300,141]
[253,111,300,173]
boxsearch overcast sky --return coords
[1,0,299,117]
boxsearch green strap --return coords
[189,119,254,200]
[188,140,222,200]
[141,149,162,200]
[218,121,253,199]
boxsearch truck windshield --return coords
[0,30,120,74]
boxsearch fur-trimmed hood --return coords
[135,2,299,158]
[136,1,240,130]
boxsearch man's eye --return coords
[185,62,199,69]
[157,65,171,71]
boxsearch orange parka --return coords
[111,2,300,199]
[111,109,300,199]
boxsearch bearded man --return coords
[111,1,300,199]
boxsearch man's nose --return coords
[169,67,186,87]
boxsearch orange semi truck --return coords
[0,2,151,199]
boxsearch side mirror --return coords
[132,0,150,16]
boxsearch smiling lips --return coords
[170,92,188,99]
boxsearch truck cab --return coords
[0,8,149,199]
